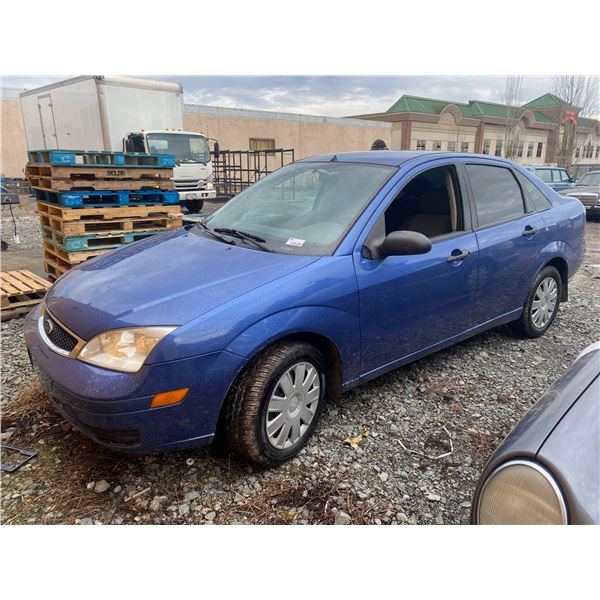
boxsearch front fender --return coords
[225,306,361,386]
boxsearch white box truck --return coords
[19,75,218,212]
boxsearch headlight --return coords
[206,182,214,190]
[477,460,567,525]
[77,327,176,373]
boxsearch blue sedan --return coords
[25,151,586,466]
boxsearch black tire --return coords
[223,341,326,467]
[510,265,562,338]
[183,199,204,213]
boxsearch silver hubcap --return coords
[266,361,320,450]
[531,277,558,329]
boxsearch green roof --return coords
[578,116,599,128]
[522,93,571,110]
[386,94,555,124]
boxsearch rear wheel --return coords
[183,199,203,213]
[511,266,562,338]
[223,341,326,467]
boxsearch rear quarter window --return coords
[466,164,526,228]
[515,172,553,212]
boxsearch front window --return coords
[577,172,600,186]
[146,133,210,164]
[201,162,395,256]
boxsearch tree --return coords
[500,76,524,160]
[552,76,599,167]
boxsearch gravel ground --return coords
[1,218,599,525]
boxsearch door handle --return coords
[522,226,538,236]
[447,250,469,263]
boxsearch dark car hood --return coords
[45,228,318,340]
[561,185,600,195]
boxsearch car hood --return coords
[45,228,319,340]
[561,185,600,195]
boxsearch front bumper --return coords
[178,189,217,202]
[24,305,247,453]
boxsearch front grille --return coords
[43,312,78,353]
[173,179,206,191]
[570,194,599,207]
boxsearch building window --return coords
[536,142,543,158]
[596,146,600,159]
[249,138,276,151]
[517,143,524,158]
[575,147,580,158]
[526,142,534,158]
[461,141,469,153]
[483,139,491,155]
[432,140,442,151]
[495,140,503,157]
[447,141,456,152]
[416,140,426,151]
[587,143,594,158]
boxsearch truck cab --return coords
[124,130,218,212]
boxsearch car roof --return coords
[298,150,515,167]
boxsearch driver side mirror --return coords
[376,230,432,258]
[213,141,220,160]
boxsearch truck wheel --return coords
[510,266,562,338]
[224,341,326,467]
[183,199,203,213]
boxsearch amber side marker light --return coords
[150,388,189,408]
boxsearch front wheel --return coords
[511,266,562,338]
[183,199,204,213]
[223,341,326,467]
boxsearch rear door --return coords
[465,162,548,323]
[37,94,58,150]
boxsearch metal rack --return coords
[211,148,295,200]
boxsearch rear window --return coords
[515,172,553,212]
[466,164,525,228]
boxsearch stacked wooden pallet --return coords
[25,150,183,279]
[1,270,51,321]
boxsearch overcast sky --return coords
[1,75,559,117]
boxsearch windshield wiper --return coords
[199,221,235,245]
[213,227,273,252]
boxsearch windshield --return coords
[201,161,395,256]
[146,133,210,163]
[577,172,600,186]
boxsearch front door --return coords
[353,163,479,378]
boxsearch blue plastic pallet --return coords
[43,227,163,252]
[27,149,176,168]
[33,188,179,208]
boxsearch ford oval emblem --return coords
[43,318,54,336]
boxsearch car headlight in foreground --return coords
[476,460,568,525]
[78,327,176,373]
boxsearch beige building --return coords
[1,87,28,180]
[2,84,599,180]
[352,93,600,172]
